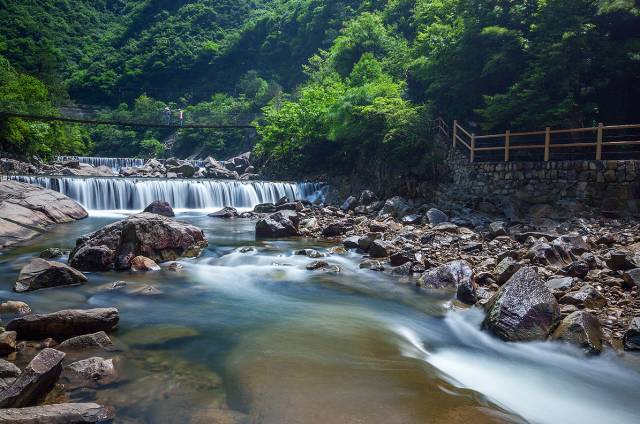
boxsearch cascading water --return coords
[56,156,206,171]
[12,176,326,211]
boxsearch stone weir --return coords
[10,176,326,211]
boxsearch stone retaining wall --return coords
[446,148,640,215]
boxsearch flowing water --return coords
[1,197,639,423]
[56,156,207,171]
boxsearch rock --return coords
[606,249,640,271]
[276,196,289,206]
[560,285,607,309]
[68,245,115,272]
[328,246,347,255]
[64,357,117,387]
[401,214,423,225]
[341,196,358,211]
[623,317,640,351]
[359,260,384,271]
[0,331,17,355]
[69,213,207,271]
[390,251,413,266]
[39,248,62,259]
[432,222,460,233]
[418,260,476,304]
[142,200,175,217]
[369,239,393,258]
[545,277,573,291]
[57,331,115,352]
[0,360,20,379]
[322,221,351,237]
[525,242,562,266]
[6,308,119,341]
[426,208,448,225]
[622,268,640,290]
[391,262,413,275]
[343,236,360,249]
[167,162,196,178]
[483,267,560,341]
[493,257,521,285]
[378,196,411,218]
[120,325,199,347]
[0,181,87,250]
[0,301,31,317]
[294,249,324,259]
[304,260,328,271]
[0,402,114,423]
[560,261,589,279]
[551,311,604,354]
[130,256,160,271]
[130,285,163,296]
[489,221,507,237]
[552,234,590,262]
[358,190,377,205]
[14,258,87,292]
[166,262,183,272]
[255,212,299,238]
[0,348,65,408]
[368,221,388,232]
[208,206,239,218]
[203,157,238,179]
[254,203,277,213]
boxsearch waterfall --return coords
[56,156,206,171]
[13,176,326,211]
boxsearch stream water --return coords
[1,209,640,422]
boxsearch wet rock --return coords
[58,331,115,352]
[560,285,607,309]
[369,240,393,258]
[255,212,299,238]
[254,203,277,213]
[166,262,184,272]
[483,267,560,341]
[359,260,384,271]
[69,212,207,270]
[328,246,347,255]
[0,348,64,408]
[68,245,115,272]
[378,196,411,218]
[0,301,31,317]
[551,311,604,354]
[64,357,117,388]
[489,221,507,237]
[493,257,521,285]
[294,249,324,259]
[306,261,329,271]
[276,201,304,212]
[120,325,199,348]
[39,248,62,259]
[358,233,382,251]
[166,162,195,178]
[0,402,114,423]
[426,208,448,225]
[6,308,119,341]
[14,258,87,293]
[390,262,413,275]
[130,255,160,271]
[560,261,589,279]
[622,268,640,290]
[142,200,175,217]
[208,206,239,218]
[341,196,358,211]
[0,331,17,355]
[130,285,163,296]
[418,260,476,304]
[623,317,640,351]
[343,236,360,249]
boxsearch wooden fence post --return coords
[544,127,551,161]
[470,133,475,163]
[596,122,603,160]
[504,130,510,162]
[452,120,457,148]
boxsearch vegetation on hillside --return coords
[0,0,638,166]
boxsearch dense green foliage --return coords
[1,0,639,165]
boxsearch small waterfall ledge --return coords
[56,156,207,171]
[12,176,326,212]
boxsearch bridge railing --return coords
[450,120,640,163]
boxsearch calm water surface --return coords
[1,212,639,424]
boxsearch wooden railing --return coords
[450,120,640,163]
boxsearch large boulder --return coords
[255,212,299,238]
[0,402,114,423]
[483,267,560,342]
[551,311,603,354]
[208,206,239,218]
[6,308,119,341]
[14,258,87,293]
[418,260,476,304]
[64,357,117,388]
[203,157,238,180]
[0,348,65,408]
[378,196,411,218]
[0,181,87,250]
[142,200,175,217]
[69,213,207,271]
[426,208,448,225]
[57,331,114,352]
[166,162,195,178]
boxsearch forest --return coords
[1,0,639,172]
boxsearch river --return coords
[1,183,639,423]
